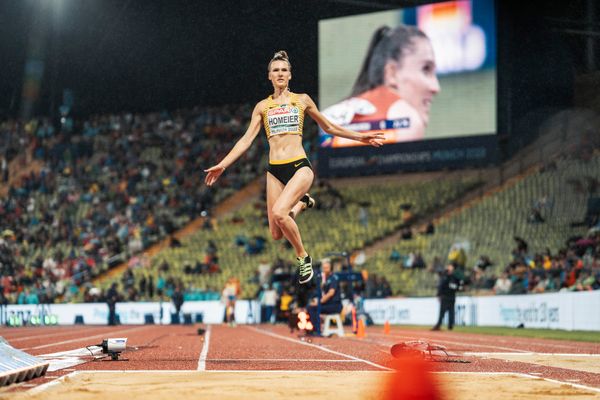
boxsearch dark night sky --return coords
[0,0,420,116]
[0,0,593,118]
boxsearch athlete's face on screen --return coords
[268,60,292,91]
[385,37,440,125]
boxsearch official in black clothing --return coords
[106,283,119,326]
[432,263,461,331]
[172,285,185,323]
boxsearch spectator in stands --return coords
[493,272,512,294]
[512,237,529,261]
[400,226,413,240]
[508,263,528,295]
[148,275,155,299]
[389,248,401,263]
[1,155,7,183]
[381,277,393,297]
[358,205,369,228]
[592,272,600,290]
[169,236,182,248]
[448,245,467,269]
[474,255,493,271]
[139,274,147,298]
[222,277,240,326]
[527,206,545,224]
[413,252,426,269]
[257,260,272,287]
[403,252,415,269]
[277,289,293,322]
[571,270,595,291]
[422,221,435,235]
[260,284,278,324]
[430,256,445,276]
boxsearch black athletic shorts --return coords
[267,156,312,185]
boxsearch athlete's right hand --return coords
[359,131,385,147]
[204,165,226,186]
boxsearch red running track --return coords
[1,324,599,393]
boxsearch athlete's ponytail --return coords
[351,26,390,97]
[268,50,292,71]
[350,25,427,97]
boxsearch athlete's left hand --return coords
[359,132,385,147]
[204,165,226,186]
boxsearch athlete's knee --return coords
[272,206,290,226]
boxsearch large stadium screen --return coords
[318,0,496,148]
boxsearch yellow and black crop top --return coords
[262,93,305,139]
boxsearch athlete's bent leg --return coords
[289,193,316,219]
[271,167,314,257]
[266,172,285,240]
[271,167,315,284]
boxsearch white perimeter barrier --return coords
[363,290,600,331]
[4,291,599,330]
[3,300,262,326]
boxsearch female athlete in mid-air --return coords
[205,51,384,284]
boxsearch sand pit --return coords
[477,354,600,374]
[4,371,599,400]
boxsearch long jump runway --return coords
[1,324,600,399]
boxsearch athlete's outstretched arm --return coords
[204,103,263,186]
[302,94,384,147]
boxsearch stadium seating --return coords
[425,155,599,267]
[0,105,266,304]
[95,175,479,299]
[363,153,600,295]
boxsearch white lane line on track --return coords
[464,352,600,357]
[2,327,94,343]
[22,326,149,351]
[40,346,104,372]
[197,324,212,371]
[246,326,392,371]
[28,371,80,394]
[206,358,363,362]
[440,371,600,394]
[74,369,393,373]
[375,331,594,351]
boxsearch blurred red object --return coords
[383,349,443,400]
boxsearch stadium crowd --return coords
[1,107,599,306]
[457,230,600,295]
[0,104,265,305]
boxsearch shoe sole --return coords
[302,194,315,210]
[298,269,314,284]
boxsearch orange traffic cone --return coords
[356,319,366,338]
[351,307,358,334]
[383,320,390,335]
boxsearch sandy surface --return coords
[478,354,600,374]
[4,371,599,400]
